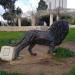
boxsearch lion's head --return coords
[48,20,69,46]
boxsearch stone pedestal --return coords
[0,46,15,61]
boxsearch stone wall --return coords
[0,25,74,32]
[0,26,48,31]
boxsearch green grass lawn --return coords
[0,32,25,46]
[0,28,74,46]
[65,28,75,42]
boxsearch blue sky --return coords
[0,0,75,14]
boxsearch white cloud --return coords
[67,0,75,9]
[29,0,40,10]
[0,6,5,15]
[15,0,40,13]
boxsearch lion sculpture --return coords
[15,20,69,59]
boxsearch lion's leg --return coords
[48,46,55,54]
[48,42,55,54]
[28,44,37,56]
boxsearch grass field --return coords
[0,32,25,46]
[65,28,75,42]
[0,28,74,46]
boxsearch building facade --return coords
[31,0,67,26]
[44,0,67,9]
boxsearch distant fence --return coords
[0,25,74,32]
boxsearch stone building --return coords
[31,0,67,26]
[44,0,67,9]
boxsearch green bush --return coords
[54,47,75,58]
[63,67,75,75]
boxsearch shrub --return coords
[54,47,75,58]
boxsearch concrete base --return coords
[0,46,15,61]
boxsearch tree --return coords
[2,12,16,26]
[16,7,22,27]
[37,0,48,11]
[0,0,17,12]
[0,0,17,26]
[0,0,8,12]
[16,7,22,16]
[2,12,11,20]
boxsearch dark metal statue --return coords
[15,20,69,59]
